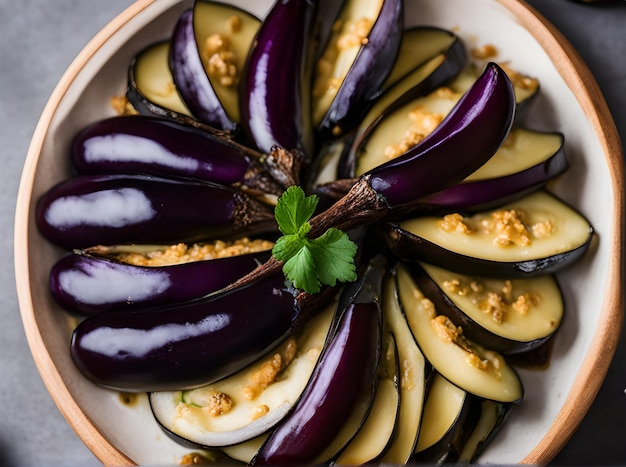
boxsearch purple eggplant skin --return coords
[36,174,277,250]
[315,0,404,141]
[71,115,252,185]
[251,257,384,465]
[49,249,270,315]
[169,8,237,131]
[404,132,569,216]
[239,0,316,160]
[366,62,516,213]
[70,273,307,392]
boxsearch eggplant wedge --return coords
[411,262,564,354]
[126,40,193,121]
[396,264,524,403]
[312,0,403,139]
[457,400,511,463]
[49,246,271,315]
[378,269,429,464]
[412,373,481,464]
[250,258,384,465]
[334,333,400,465]
[169,2,260,131]
[383,190,594,278]
[149,301,336,448]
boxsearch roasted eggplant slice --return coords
[396,264,523,403]
[169,2,260,131]
[378,270,428,464]
[127,40,193,120]
[457,400,511,463]
[334,333,400,465]
[312,0,403,139]
[240,0,317,159]
[383,190,594,278]
[412,373,481,464]
[411,262,564,354]
[149,301,336,448]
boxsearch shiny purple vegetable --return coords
[71,115,294,195]
[251,257,384,465]
[239,0,316,159]
[50,249,270,315]
[315,0,404,140]
[70,273,314,391]
[36,174,277,250]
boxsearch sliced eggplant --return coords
[250,258,384,465]
[312,0,403,138]
[334,332,400,465]
[149,301,336,448]
[220,435,267,464]
[412,262,564,354]
[412,373,481,464]
[49,247,271,315]
[457,400,511,463]
[240,0,317,158]
[378,270,428,464]
[396,264,523,403]
[126,40,193,120]
[169,2,260,131]
[384,190,594,278]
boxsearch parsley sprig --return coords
[272,186,358,294]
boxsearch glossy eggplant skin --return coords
[50,250,270,315]
[239,0,316,159]
[71,115,251,184]
[169,8,235,131]
[36,174,277,250]
[315,0,404,140]
[366,62,515,212]
[251,258,384,465]
[70,274,302,392]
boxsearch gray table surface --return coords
[1,1,625,465]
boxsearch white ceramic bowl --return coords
[14,0,624,465]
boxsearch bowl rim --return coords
[13,0,624,465]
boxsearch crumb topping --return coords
[203,32,239,87]
[110,95,138,116]
[384,106,444,160]
[242,338,297,400]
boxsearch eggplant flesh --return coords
[412,373,481,464]
[413,262,564,354]
[49,248,271,315]
[149,301,336,448]
[127,41,192,118]
[386,190,594,278]
[312,0,403,138]
[396,264,523,403]
[457,400,511,463]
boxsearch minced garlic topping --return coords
[203,391,234,417]
[384,106,444,160]
[336,18,373,49]
[471,43,499,60]
[203,31,239,87]
[436,209,554,249]
[114,238,274,266]
[430,313,503,379]
[499,62,539,93]
[110,95,138,116]
[251,404,270,420]
[241,338,297,400]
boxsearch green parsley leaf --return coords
[271,186,358,294]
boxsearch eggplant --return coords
[70,115,298,195]
[396,263,524,403]
[410,262,564,354]
[126,40,194,122]
[70,273,315,392]
[334,332,400,465]
[50,248,271,315]
[169,2,261,131]
[149,301,336,448]
[411,128,569,214]
[457,400,511,463]
[412,373,481,464]
[311,0,403,139]
[239,0,316,159]
[36,174,277,250]
[383,190,594,278]
[378,270,428,464]
[250,257,384,465]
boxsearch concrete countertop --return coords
[1,1,624,465]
